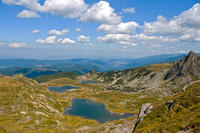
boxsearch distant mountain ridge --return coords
[0,53,190,78]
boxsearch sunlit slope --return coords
[134,82,200,133]
[0,74,98,132]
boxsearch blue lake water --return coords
[64,98,135,123]
[80,80,97,84]
[48,86,80,92]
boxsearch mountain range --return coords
[0,51,200,132]
[0,53,187,78]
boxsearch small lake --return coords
[48,86,80,92]
[64,98,135,123]
[80,80,97,84]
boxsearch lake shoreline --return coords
[64,98,136,123]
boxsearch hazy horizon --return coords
[0,51,188,60]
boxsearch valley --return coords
[0,51,200,133]
[1,1,200,132]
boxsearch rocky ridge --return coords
[164,51,200,81]
[78,63,172,92]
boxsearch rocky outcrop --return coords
[132,103,153,133]
[182,80,200,91]
[112,120,135,133]
[165,100,174,111]
[79,63,171,92]
[164,51,200,80]
[177,129,193,133]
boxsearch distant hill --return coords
[34,71,80,83]
[0,53,188,78]
[79,63,172,92]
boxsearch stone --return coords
[164,51,200,81]
[132,103,153,133]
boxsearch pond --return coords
[80,80,97,84]
[48,86,80,92]
[64,98,135,123]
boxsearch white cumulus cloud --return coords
[150,44,162,48]
[31,29,40,34]
[17,10,40,18]
[97,34,136,46]
[2,0,87,18]
[39,0,88,18]
[36,36,56,44]
[143,15,184,35]
[80,1,121,24]
[58,38,76,44]
[36,36,75,44]
[2,0,41,10]
[75,28,82,32]
[77,35,90,44]
[97,33,178,46]
[3,0,122,25]
[98,21,138,34]
[176,3,200,29]
[97,34,131,43]
[48,29,69,36]
[131,34,178,44]
[121,8,136,14]
[142,4,200,42]
[9,42,26,48]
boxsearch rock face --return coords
[165,100,174,111]
[164,51,200,80]
[132,103,153,133]
[112,120,136,133]
[79,63,171,92]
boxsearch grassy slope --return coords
[45,77,161,114]
[2,62,199,132]
[34,71,80,83]
[0,74,151,132]
[79,63,173,92]
[135,82,200,133]
[0,75,99,133]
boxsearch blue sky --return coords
[0,0,200,59]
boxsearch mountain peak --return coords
[164,51,200,80]
[188,51,198,58]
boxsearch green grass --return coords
[134,82,200,133]
[0,75,101,133]
[34,71,80,83]
[3,62,197,133]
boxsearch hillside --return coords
[134,81,200,133]
[34,71,80,83]
[0,74,63,132]
[0,75,99,132]
[79,63,172,93]
[79,51,200,94]
[0,51,200,133]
